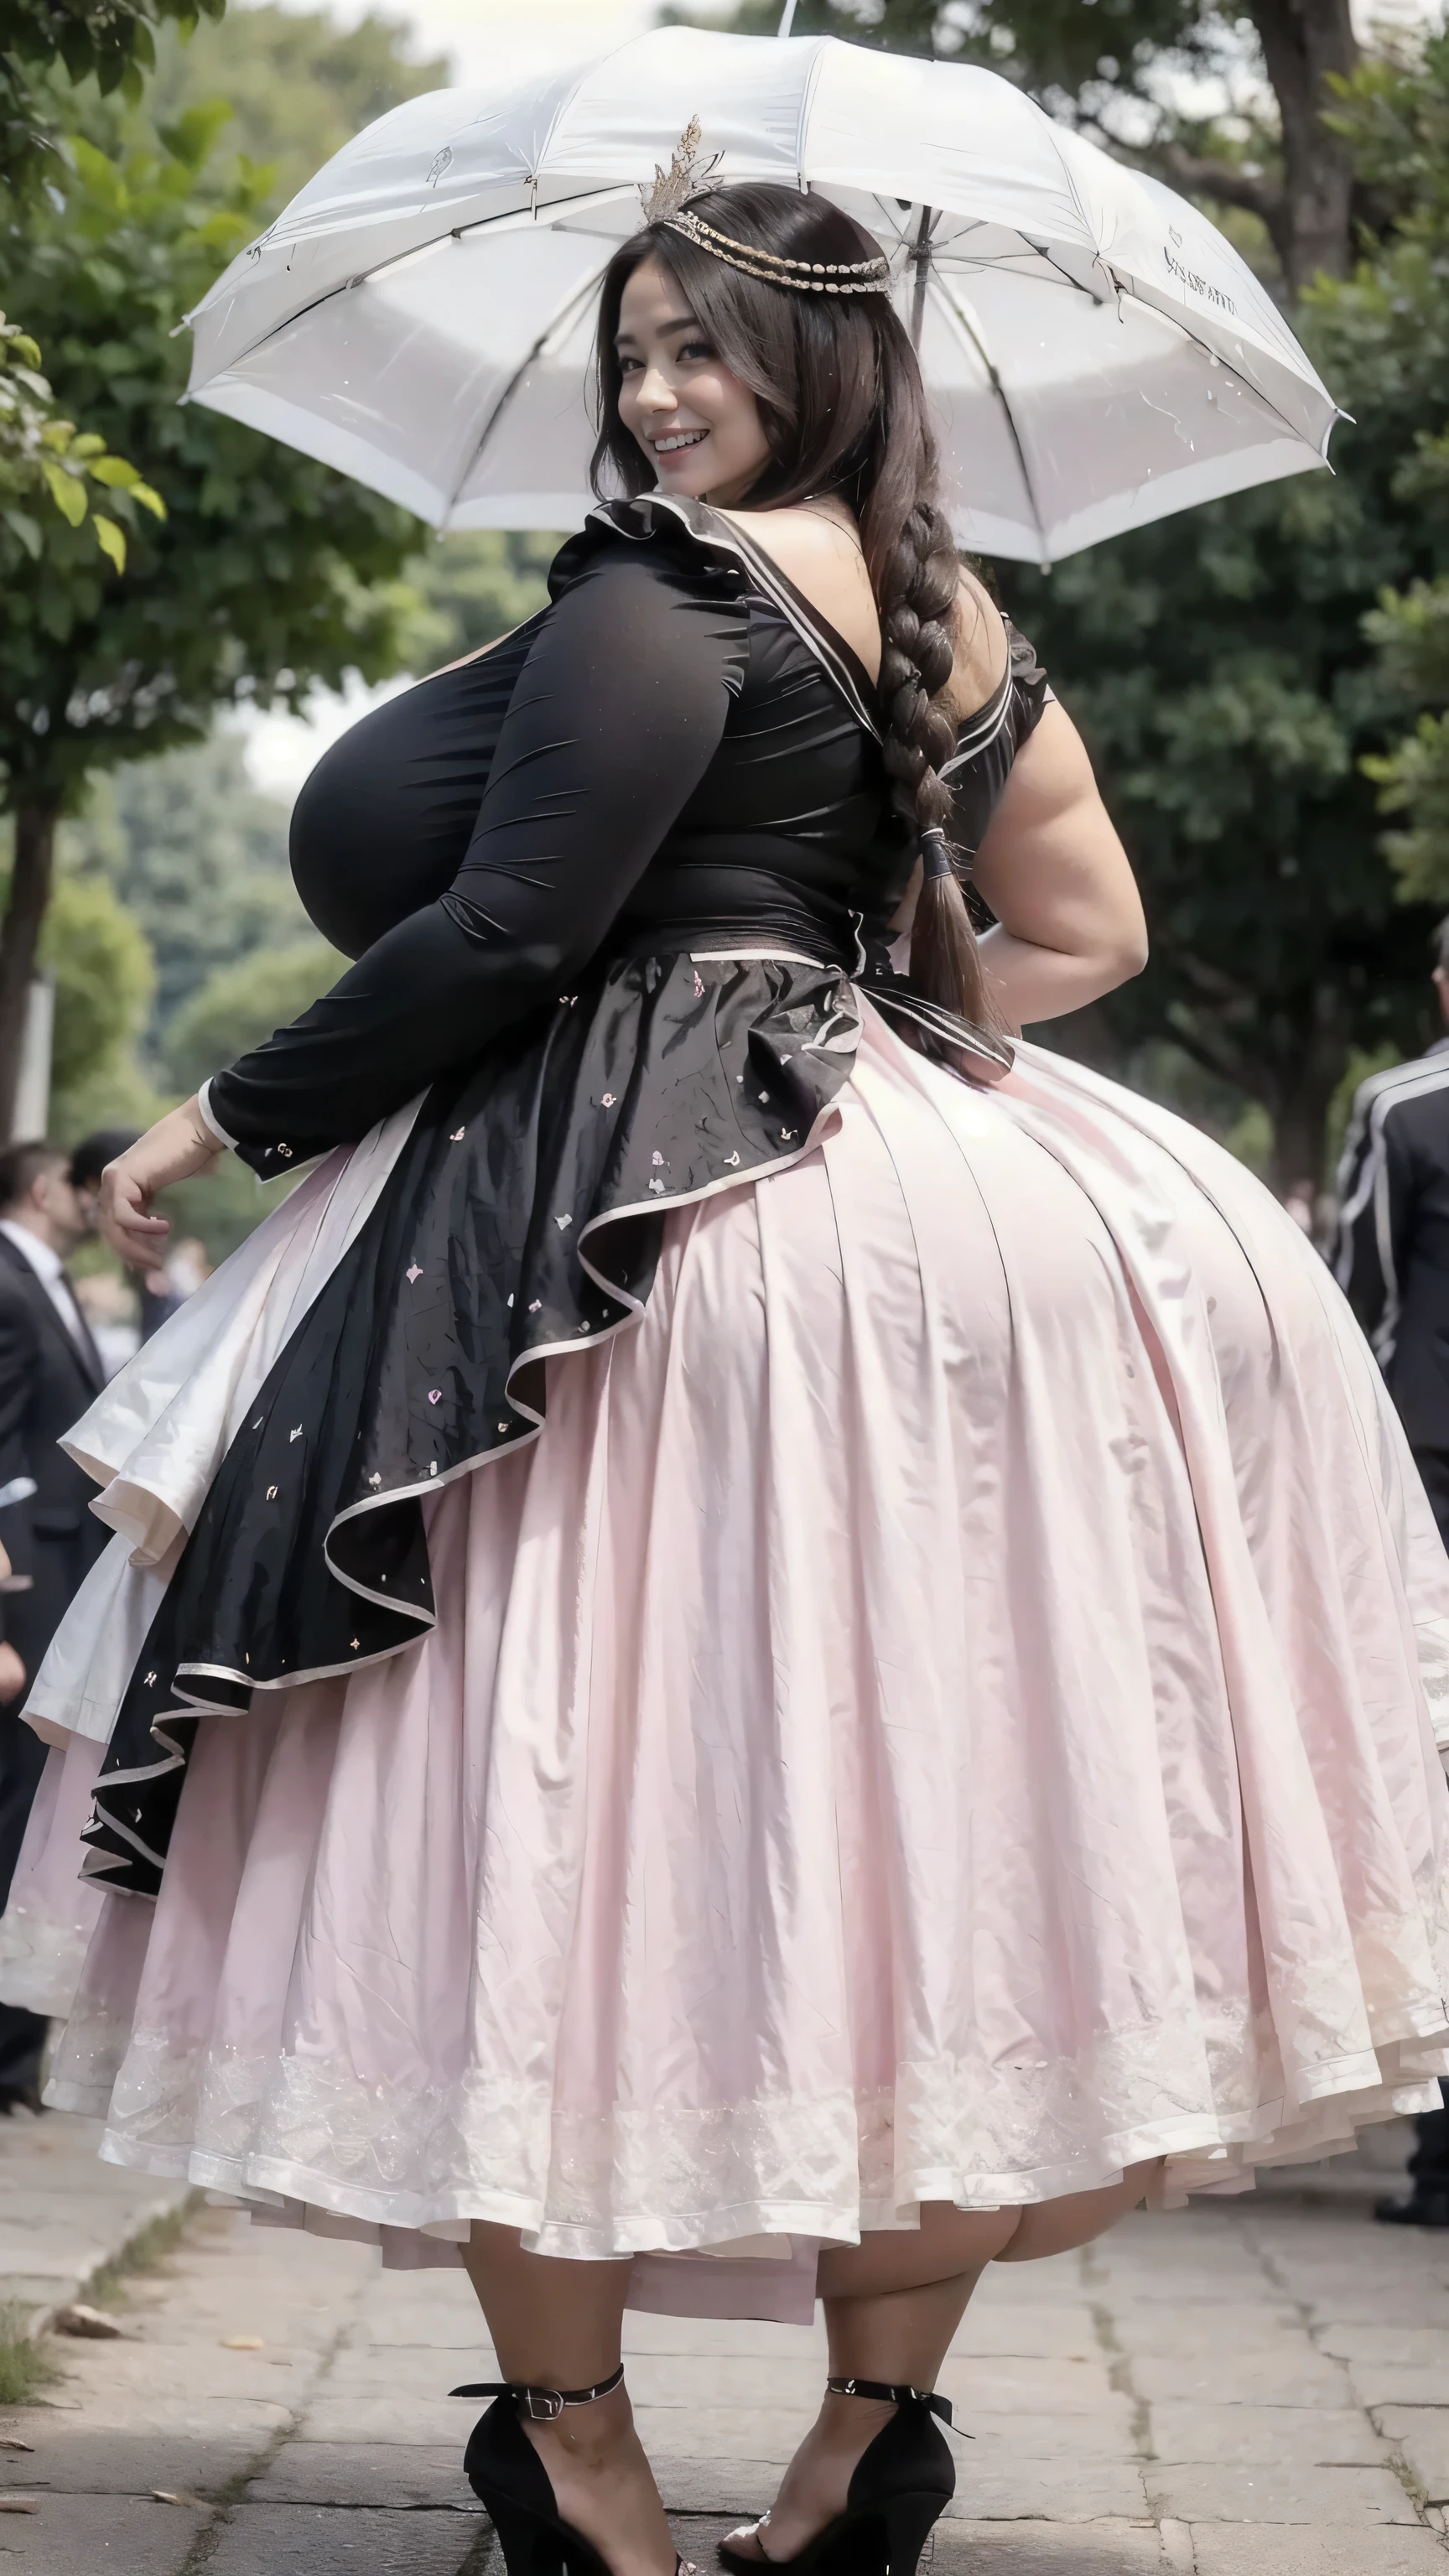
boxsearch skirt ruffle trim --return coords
[39,1933,1449,2261]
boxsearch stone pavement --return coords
[1,2113,1447,2573]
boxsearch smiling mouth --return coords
[652,429,708,454]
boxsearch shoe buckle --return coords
[522,2388,565,2422]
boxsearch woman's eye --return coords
[618,355,641,374]
[678,340,713,361]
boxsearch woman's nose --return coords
[637,362,677,412]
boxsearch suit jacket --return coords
[1334,1039,1449,1454]
[0,1229,107,1674]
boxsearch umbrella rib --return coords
[445,260,612,519]
[185,184,636,381]
[926,276,1050,564]
[1098,265,1336,458]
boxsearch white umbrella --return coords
[184,25,1341,565]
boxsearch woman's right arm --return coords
[101,548,742,1261]
[972,705,1148,1031]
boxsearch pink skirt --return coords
[6,1013,1449,2319]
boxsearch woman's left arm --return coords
[971,701,1148,1031]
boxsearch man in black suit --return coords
[0,1140,107,2112]
[1336,920,1449,2226]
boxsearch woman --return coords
[3,182,1448,2576]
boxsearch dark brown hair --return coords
[0,1140,67,1213]
[591,182,995,1044]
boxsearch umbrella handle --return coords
[777,1,798,31]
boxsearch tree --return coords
[0,106,421,1137]
[1,309,164,578]
[397,531,556,673]
[137,3,448,214]
[688,0,1359,290]
[63,731,304,1046]
[162,932,345,1097]
[1322,39,1449,915]
[0,0,219,192]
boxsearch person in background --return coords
[70,1130,183,1346]
[1335,915,1449,2227]
[0,1141,107,2112]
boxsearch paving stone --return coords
[0,2425,262,2496]
[1131,2350,1353,2406]
[631,2405,819,2463]
[205,2502,484,2573]
[0,2492,204,2573]
[942,2459,1150,2520]
[583,2352,827,2411]
[1094,2305,1306,2358]
[650,2456,802,2516]
[948,2304,1104,2358]
[1146,2402,1386,2465]
[1377,2410,1449,2504]
[1348,2366,1449,2409]
[939,2355,1123,2413]
[963,2407,1145,2462]
[924,2522,1170,2572]
[1145,2461,1420,2524]
[300,2394,484,2447]
[1319,2325,1449,2366]
[249,2442,473,2507]
[1187,2527,1449,2573]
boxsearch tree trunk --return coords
[0,802,59,1144]
[1252,0,1359,293]
[1265,1041,1342,1197]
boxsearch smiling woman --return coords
[2,176,1447,2576]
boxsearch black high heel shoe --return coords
[451,2366,694,2576]
[717,2377,958,2576]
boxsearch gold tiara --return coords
[640,115,716,226]
[662,206,891,296]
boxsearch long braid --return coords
[875,503,999,1046]
[590,177,1002,1055]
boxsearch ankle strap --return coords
[450,2361,625,2423]
[826,2376,953,2427]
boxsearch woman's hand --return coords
[0,1641,23,1705]
[99,1098,223,1271]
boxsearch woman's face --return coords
[615,257,772,507]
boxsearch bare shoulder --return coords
[716,502,881,683]
[947,565,1009,724]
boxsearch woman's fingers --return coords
[99,1166,171,1269]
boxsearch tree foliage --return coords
[1,108,418,816]
[0,307,163,578]
[138,3,447,213]
[0,0,221,191]
[0,94,423,1130]
[163,931,345,1098]
[687,0,1358,289]
[62,730,304,1041]
[1321,39,1449,911]
[0,836,154,1108]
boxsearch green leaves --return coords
[0,0,224,195]
[0,111,418,818]
[0,309,164,579]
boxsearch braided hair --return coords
[591,182,998,1052]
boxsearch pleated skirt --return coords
[6,1010,1449,2316]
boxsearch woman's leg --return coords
[462,2222,676,2576]
[726,2165,1157,2563]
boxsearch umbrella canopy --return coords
[184,25,1340,564]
